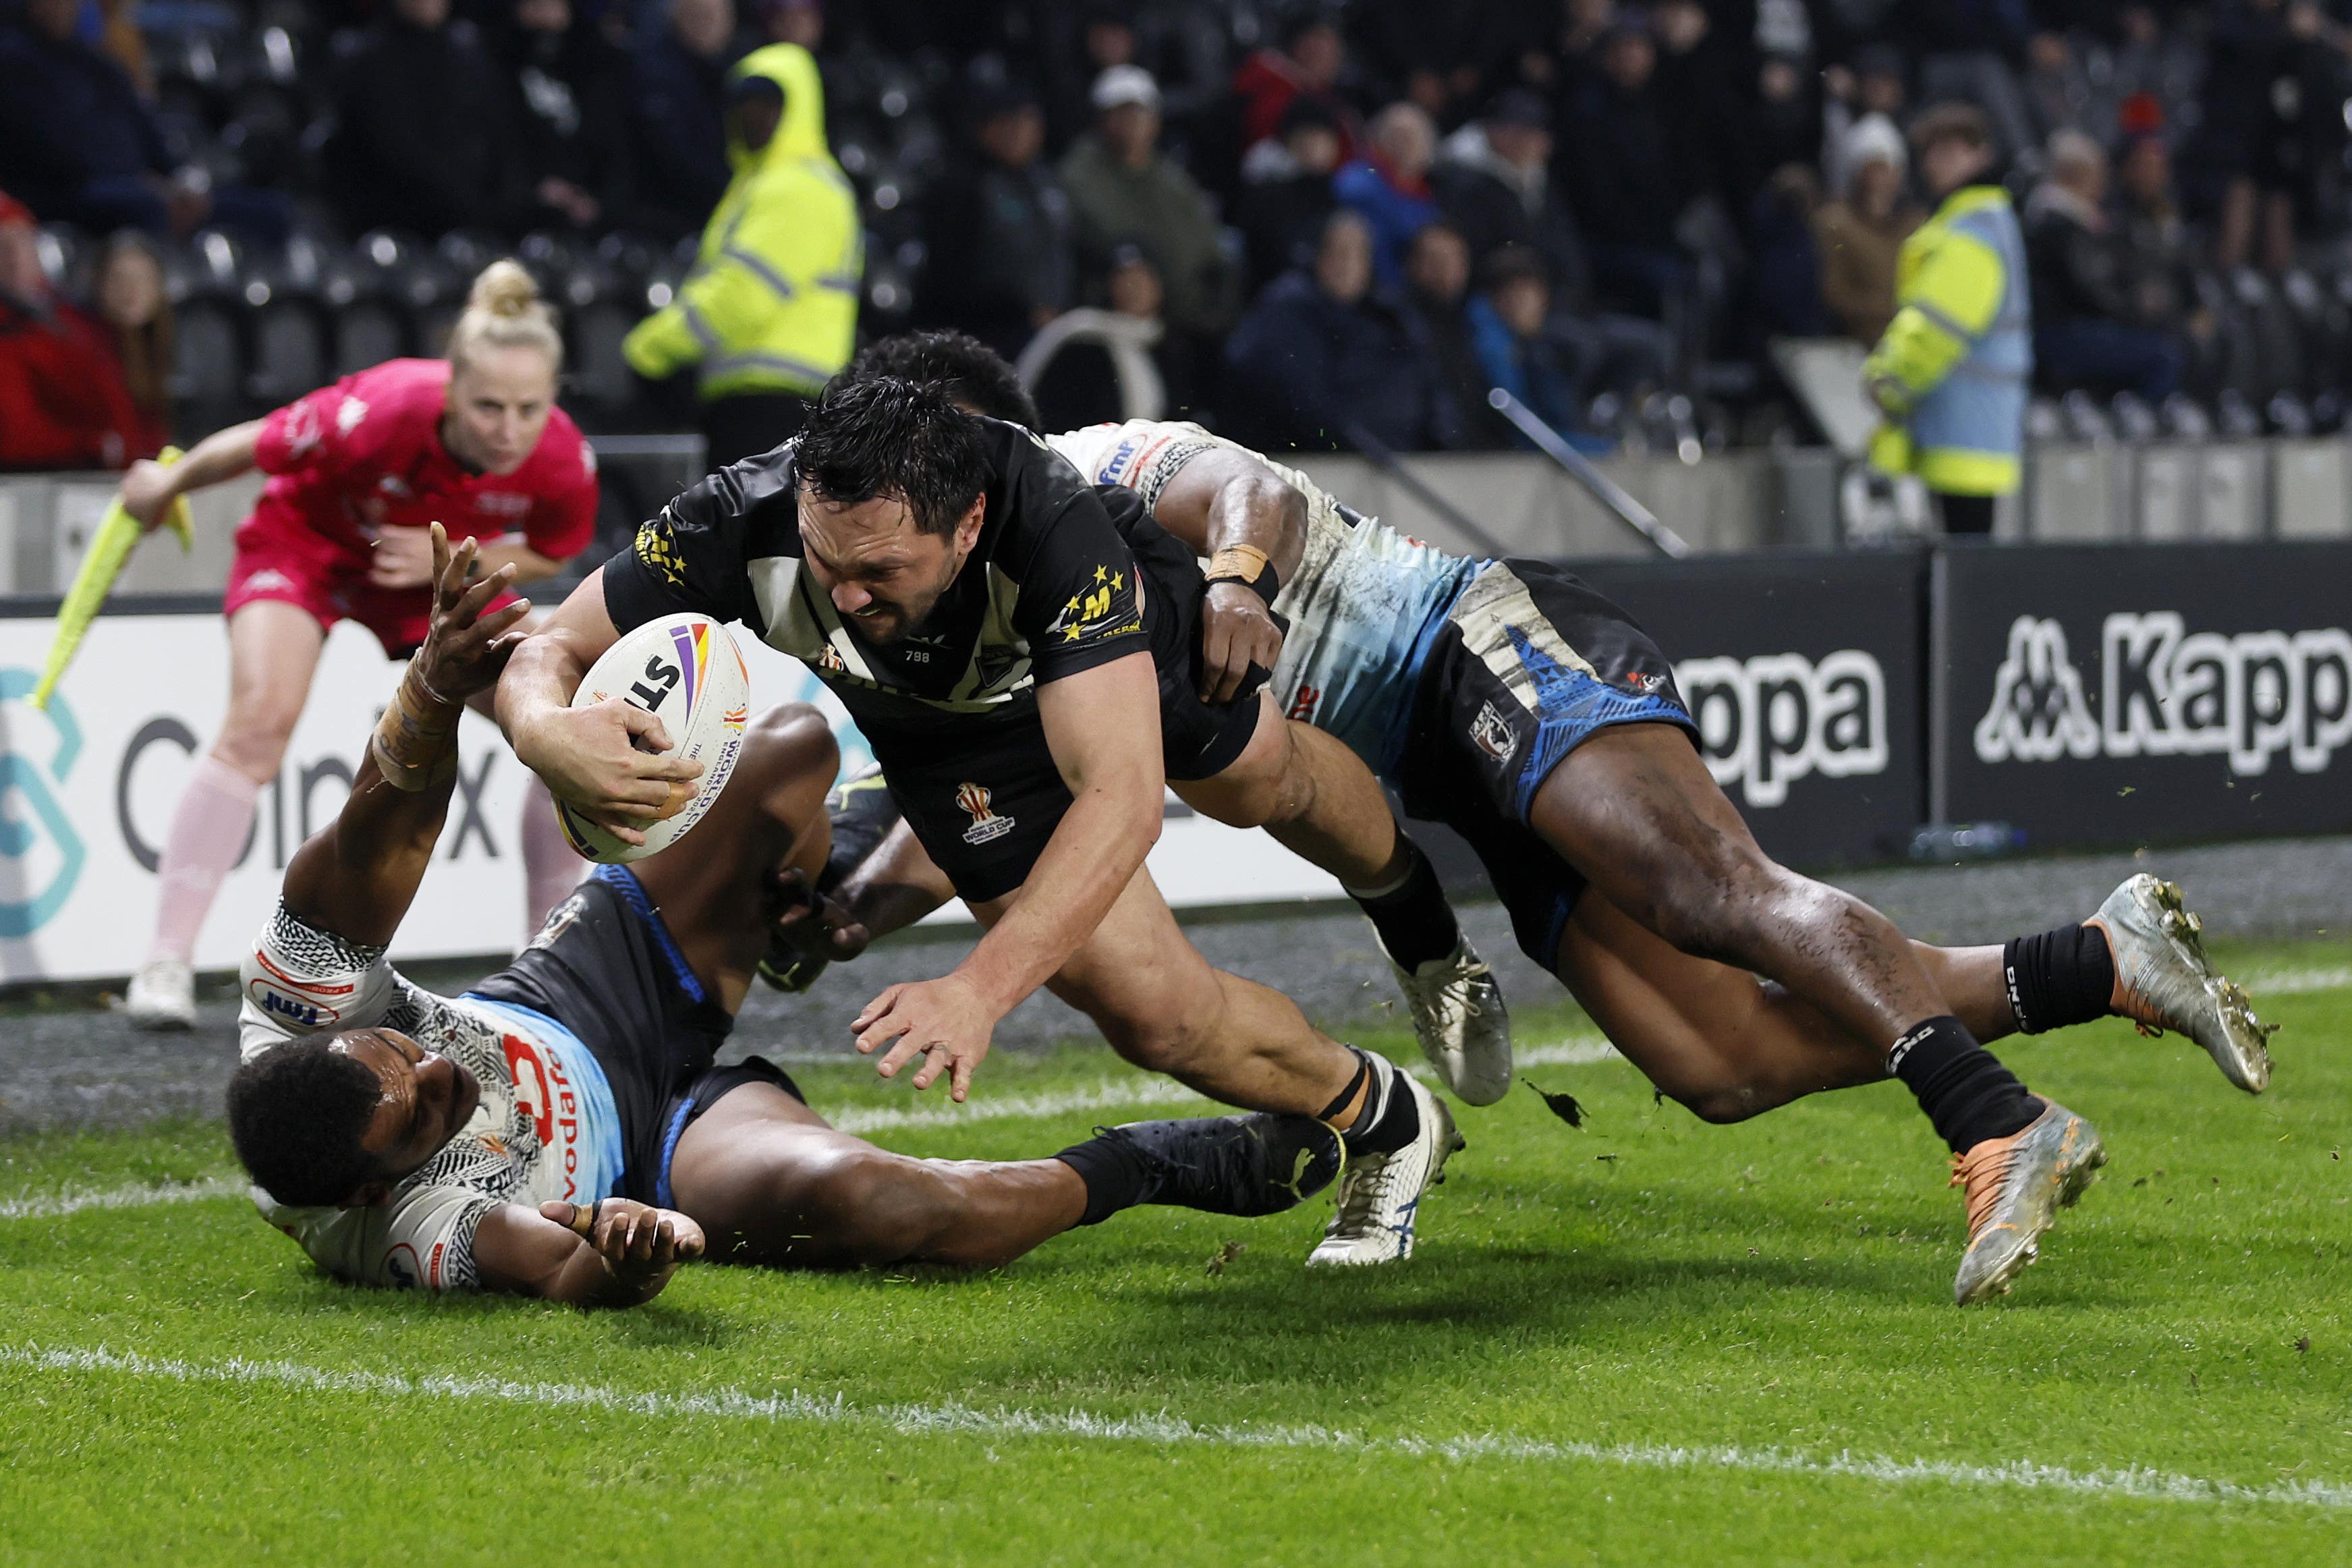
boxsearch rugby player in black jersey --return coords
[497,378,1459,1266]
[806,331,2279,1306]
[220,526,1343,1306]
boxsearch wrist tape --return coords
[1206,545,1281,607]
[368,662,462,791]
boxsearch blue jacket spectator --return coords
[0,0,284,240]
[1224,210,1461,453]
[1467,247,1611,455]
[1333,103,1442,291]
[631,0,745,239]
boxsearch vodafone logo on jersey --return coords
[501,1032,584,1200]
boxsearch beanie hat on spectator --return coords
[1485,88,1549,131]
[1843,113,1907,178]
[1091,65,1160,113]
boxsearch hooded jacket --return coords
[623,44,860,401]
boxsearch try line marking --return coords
[5,1341,2345,1512]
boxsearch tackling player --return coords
[113,260,599,1030]
[814,331,2278,1306]
[223,526,1341,1306]
[497,377,1460,1267]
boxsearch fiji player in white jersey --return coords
[816,332,2279,1306]
[225,526,1343,1306]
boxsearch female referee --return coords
[113,260,598,1028]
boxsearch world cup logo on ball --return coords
[957,781,1015,845]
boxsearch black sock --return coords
[2002,924,2117,1034]
[1886,1015,2042,1154]
[1054,1131,1153,1225]
[1346,840,1460,972]
[1320,1047,1420,1156]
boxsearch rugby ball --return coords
[555,613,752,864]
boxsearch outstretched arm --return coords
[474,1198,706,1308]
[1149,447,1306,702]
[115,419,262,529]
[281,526,532,945]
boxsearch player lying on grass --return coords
[808,331,2280,1306]
[497,377,1459,1267]
[220,526,1342,1306]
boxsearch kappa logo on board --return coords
[1676,650,1889,808]
[1974,613,2352,776]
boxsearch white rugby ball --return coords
[555,613,752,864]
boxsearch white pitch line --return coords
[2237,965,2352,997]
[827,1077,1210,1133]
[0,1177,248,1222]
[3,1341,2344,1512]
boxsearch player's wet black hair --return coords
[797,374,992,538]
[226,1038,386,1207]
[843,330,1042,432]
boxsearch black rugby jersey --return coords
[603,417,1152,758]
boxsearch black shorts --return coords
[1393,561,1700,969]
[878,539,1260,905]
[468,864,804,1207]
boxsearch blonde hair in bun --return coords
[447,258,563,376]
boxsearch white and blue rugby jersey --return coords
[1046,421,1482,771]
[238,903,625,1292]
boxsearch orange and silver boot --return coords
[2088,874,2276,1093]
[1950,1100,2106,1305]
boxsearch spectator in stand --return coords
[1403,223,1511,449]
[1030,244,1174,430]
[92,229,171,459]
[1557,17,1690,318]
[327,0,513,238]
[1356,0,1515,127]
[1812,113,1924,344]
[631,0,745,240]
[1748,164,1835,341]
[622,44,858,465]
[0,191,149,470]
[921,80,1073,362]
[2111,132,2210,360]
[495,0,640,238]
[1822,43,1910,194]
[1863,103,2031,538]
[1235,96,1344,291]
[2025,128,2181,401]
[1060,67,1239,368]
[1650,0,1757,213]
[0,0,285,241]
[1466,245,1608,453]
[1232,12,1358,158]
[1893,0,2037,161]
[1333,103,1442,290]
[1223,208,1458,453]
[1435,86,1670,400]
[1433,89,1586,297]
[1042,1,1230,152]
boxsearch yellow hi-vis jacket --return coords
[1863,185,2032,497]
[623,43,862,401]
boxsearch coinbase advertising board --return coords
[0,608,1337,984]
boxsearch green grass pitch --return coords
[3,934,2350,1566]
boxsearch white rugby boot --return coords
[2088,874,2276,1093]
[1378,930,1513,1107]
[123,959,196,1031]
[1308,1066,1464,1267]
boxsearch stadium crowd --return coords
[5,0,2352,474]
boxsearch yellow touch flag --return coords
[29,446,196,710]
